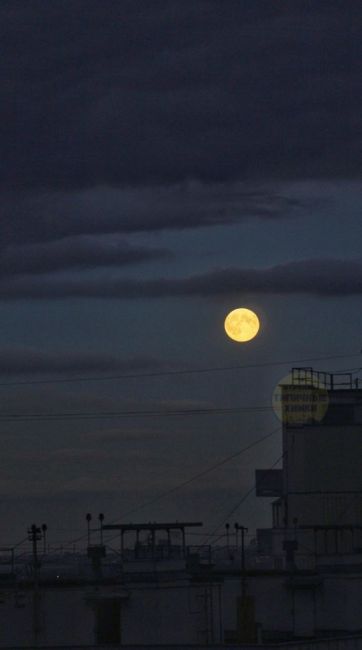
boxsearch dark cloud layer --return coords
[0,1,359,258]
[0,348,168,376]
[1,1,360,192]
[0,258,361,300]
[0,183,304,248]
[0,235,170,275]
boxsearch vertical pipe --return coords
[218,583,223,643]
[29,524,40,647]
[181,528,186,558]
[86,514,92,547]
[99,513,104,546]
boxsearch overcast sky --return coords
[0,1,361,547]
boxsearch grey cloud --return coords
[1,0,358,257]
[0,183,304,247]
[0,348,168,376]
[0,1,360,193]
[0,258,361,300]
[0,235,170,275]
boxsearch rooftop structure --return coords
[257,367,362,562]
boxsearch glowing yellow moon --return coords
[224,308,260,342]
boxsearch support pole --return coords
[28,524,42,647]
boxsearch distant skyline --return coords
[0,1,361,545]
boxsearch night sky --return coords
[0,1,361,546]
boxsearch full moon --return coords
[224,308,260,343]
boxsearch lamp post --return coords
[235,523,248,595]
[28,524,42,646]
[225,523,230,551]
[99,513,104,546]
[41,524,48,554]
[86,513,92,547]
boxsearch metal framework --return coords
[102,521,203,558]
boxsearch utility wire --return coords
[0,404,274,422]
[106,427,280,529]
[67,426,281,547]
[0,352,358,388]
[205,450,285,544]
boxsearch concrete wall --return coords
[0,582,223,646]
[121,583,222,644]
[1,635,362,650]
[0,571,362,646]
[286,423,362,497]
[0,587,95,647]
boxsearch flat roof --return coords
[103,521,203,531]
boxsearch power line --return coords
[205,450,285,543]
[0,352,358,388]
[67,426,281,547]
[0,404,274,422]
[107,427,281,526]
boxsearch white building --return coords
[0,367,362,646]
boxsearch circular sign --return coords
[272,373,329,425]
